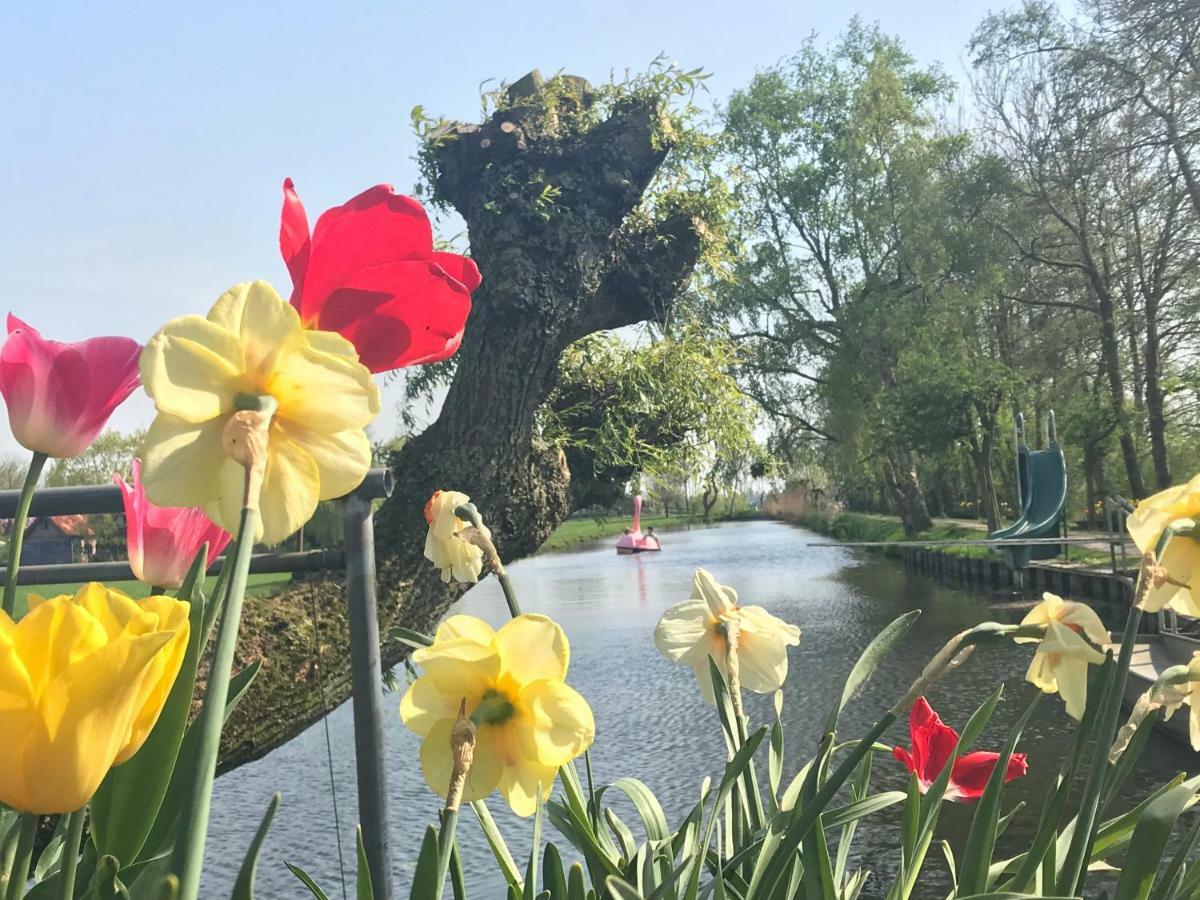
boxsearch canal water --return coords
[203,519,1199,897]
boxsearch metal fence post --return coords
[343,492,393,900]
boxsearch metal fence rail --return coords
[0,466,396,899]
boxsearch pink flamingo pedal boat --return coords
[616,495,662,554]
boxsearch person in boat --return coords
[646,526,661,549]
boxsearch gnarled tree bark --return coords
[217,71,703,770]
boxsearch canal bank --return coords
[789,510,1143,625]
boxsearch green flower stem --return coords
[434,809,460,898]
[57,808,85,900]
[170,504,259,900]
[2,452,47,618]
[454,503,522,617]
[4,814,37,900]
[1057,600,1143,895]
[495,570,522,618]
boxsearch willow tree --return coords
[217,66,725,768]
[718,23,981,535]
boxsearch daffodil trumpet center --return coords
[471,689,517,727]
[233,392,279,414]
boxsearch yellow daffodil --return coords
[0,584,190,813]
[654,568,801,704]
[424,490,489,583]
[400,614,594,816]
[139,280,381,545]
[1015,593,1108,720]
[1127,473,1200,614]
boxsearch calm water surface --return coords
[204,520,1200,897]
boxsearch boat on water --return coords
[616,495,662,554]
[1120,610,1199,747]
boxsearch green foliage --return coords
[543,328,757,509]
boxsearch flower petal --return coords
[273,422,371,501]
[256,436,322,546]
[271,343,381,433]
[495,615,569,685]
[400,674,461,737]
[412,638,501,700]
[434,615,496,646]
[280,178,312,297]
[692,569,736,616]
[140,315,241,423]
[518,679,595,767]
[206,281,305,379]
[139,416,226,510]
[654,599,711,663]
[418,717,502,805]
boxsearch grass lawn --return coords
[11,572,292,616]
[541,513,702,553]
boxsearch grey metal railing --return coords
[0,467,396,899]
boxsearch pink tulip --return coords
[0,315,141,458]
[115,459,232,589]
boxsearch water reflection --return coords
[204,520,1199,897]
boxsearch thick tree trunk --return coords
[1144,299,1172,490]
[1094,280,1147,497]
[216,71,704,771]
[882,447,932,536]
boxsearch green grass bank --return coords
[786,510,1110,565]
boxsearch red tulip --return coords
[892,697,1028,802]
[280,179,480,373]
[0,315,141,458]
[115,459,232,590]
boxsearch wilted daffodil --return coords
[1015,593,1109,720]
[400,614,594,816]
[424,490,489,583]
[139,280,381,545]
[654,568,801,704]
[0,584,190,813]
[1127,473,1200,614]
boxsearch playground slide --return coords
[988,440,1067,569]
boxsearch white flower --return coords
[423,490,490,584]
[654,568,801,703]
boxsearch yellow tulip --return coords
[654,568,801,704]
[0,584,190,813]
[139,280,381,545]
[400,614,594,816]
[1015,593,1108,720]
[1127,473,1200,613]
[423,490,488,584]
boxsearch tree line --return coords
[704,0,1200,534]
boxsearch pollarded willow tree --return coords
[217,65,730,768]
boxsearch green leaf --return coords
[597,779,671,844]
[356,826,375,900]
[231,793,280,900]
[91,855,131,899]
[409,826,441,900]
[566,863,588,900]
[605,877,643,899]
[831,610,920,731]
[1147,809,1200,900]
[958,692,1040,895]
[286,863,333,900]
[523,796,543,900]
[543,843,568,898]
[140,658,262,859]
[470,801,523,888]
[1112,783,1195,900]
[91,551,209,865]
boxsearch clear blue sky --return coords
[0,0,994,456]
